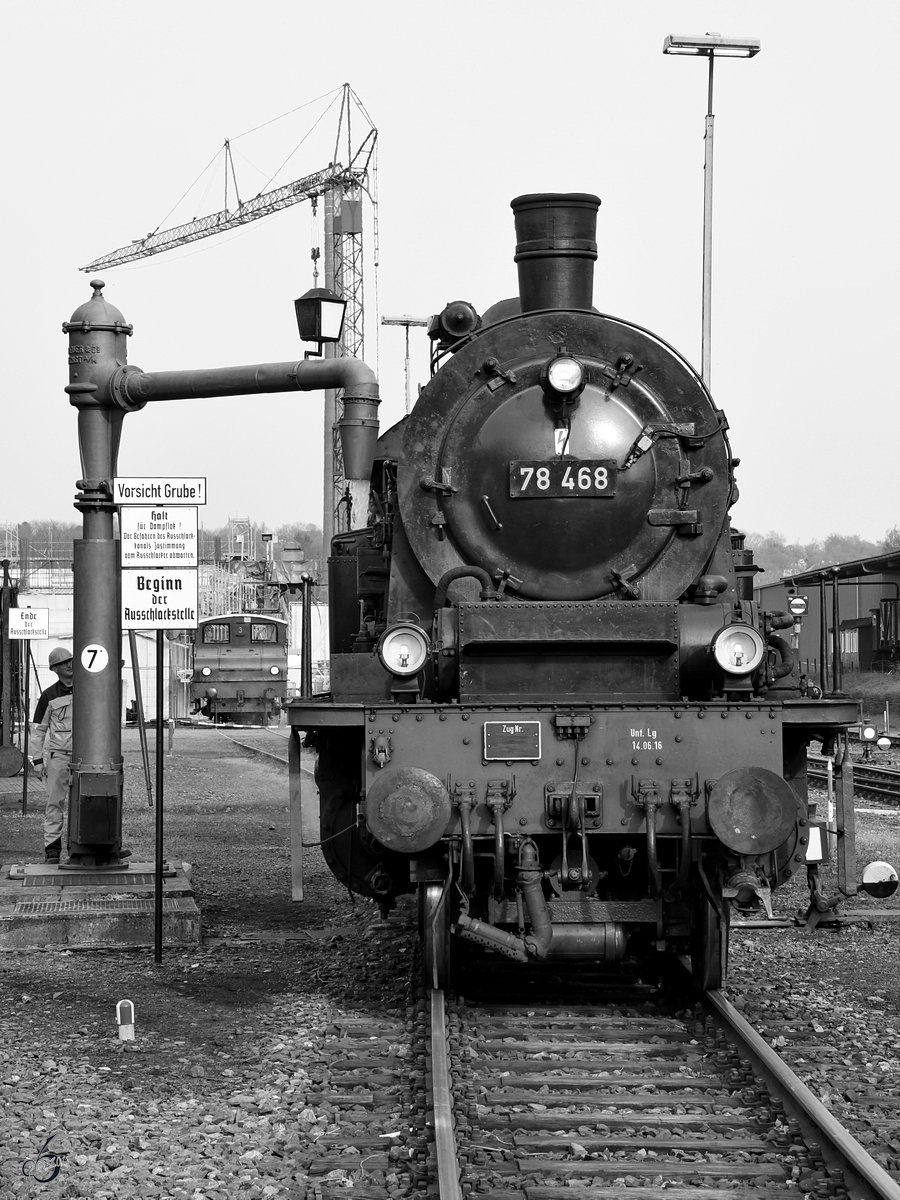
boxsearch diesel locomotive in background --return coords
[289,192,875,989]
[191,612,288,725]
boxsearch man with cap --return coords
[32,647,74,864]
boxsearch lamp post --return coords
[663,32,761,388]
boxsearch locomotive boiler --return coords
[289,192,863,990]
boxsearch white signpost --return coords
[8,608,50,641]
[115,478,204,632]
[121,570,199,631]
[113,477,207,507]
[114,477,206,965]
[120,507,199,569]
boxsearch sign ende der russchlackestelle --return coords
[8,608,50,640]
[120,507,198,567]
[121,569,199,630]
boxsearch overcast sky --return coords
[3,1,897,544]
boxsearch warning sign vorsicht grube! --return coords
[121,569,199,630]
[120,507,198,568]
[113,477,206,506]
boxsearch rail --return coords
[707,987,900,1200]
[808,756,900,803]
[430,990,462,1199]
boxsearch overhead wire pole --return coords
[381,316,428,414]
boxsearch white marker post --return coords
[116,999,135,1041]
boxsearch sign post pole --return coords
[117,477,203,960]
[155,631,165,966]
[22,640,29,815]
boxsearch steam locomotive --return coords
[289,193,866,990]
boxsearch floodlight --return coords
[663,33,760,58]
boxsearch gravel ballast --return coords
[1,726,898,1196]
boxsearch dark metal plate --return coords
[483,720,541,761]
[509,459,617,498]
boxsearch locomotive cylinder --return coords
[512,192,600,313]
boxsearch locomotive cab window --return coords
[202,623,230,645]
[251,623,278,643]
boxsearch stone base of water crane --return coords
[0,861,200,950]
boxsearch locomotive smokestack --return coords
[512,193,600,313]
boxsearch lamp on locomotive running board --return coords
[663,32,761,390]
[294,287,347,358]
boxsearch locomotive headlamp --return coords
[377,623,430,677]
[201,667,212,677]
[788,595,808,617]
[711,624,765,675]
[544,355,586,398]
[269,666,281,676]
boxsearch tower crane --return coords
[81,83,377,549]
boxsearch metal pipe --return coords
[644,798,663,897]
[457,795,475,895]
[831,569,843,695]
[490,800,505,900]
[512,193,600,313]
[701,56,715,386]
[519,839,553,958]
[767,633,794,680]
[116,356,379,404]
[434,566,495,609]
[676,797,693,891]
[819,575,828,694]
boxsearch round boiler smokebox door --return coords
[364,767,451,853]
[707,766,798,855]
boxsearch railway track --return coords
[424,964,900,1199]
[808,757,900,803]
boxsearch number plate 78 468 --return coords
[509,460,618,498]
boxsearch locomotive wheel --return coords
[418,882,452,991]
[691,890,729,991]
